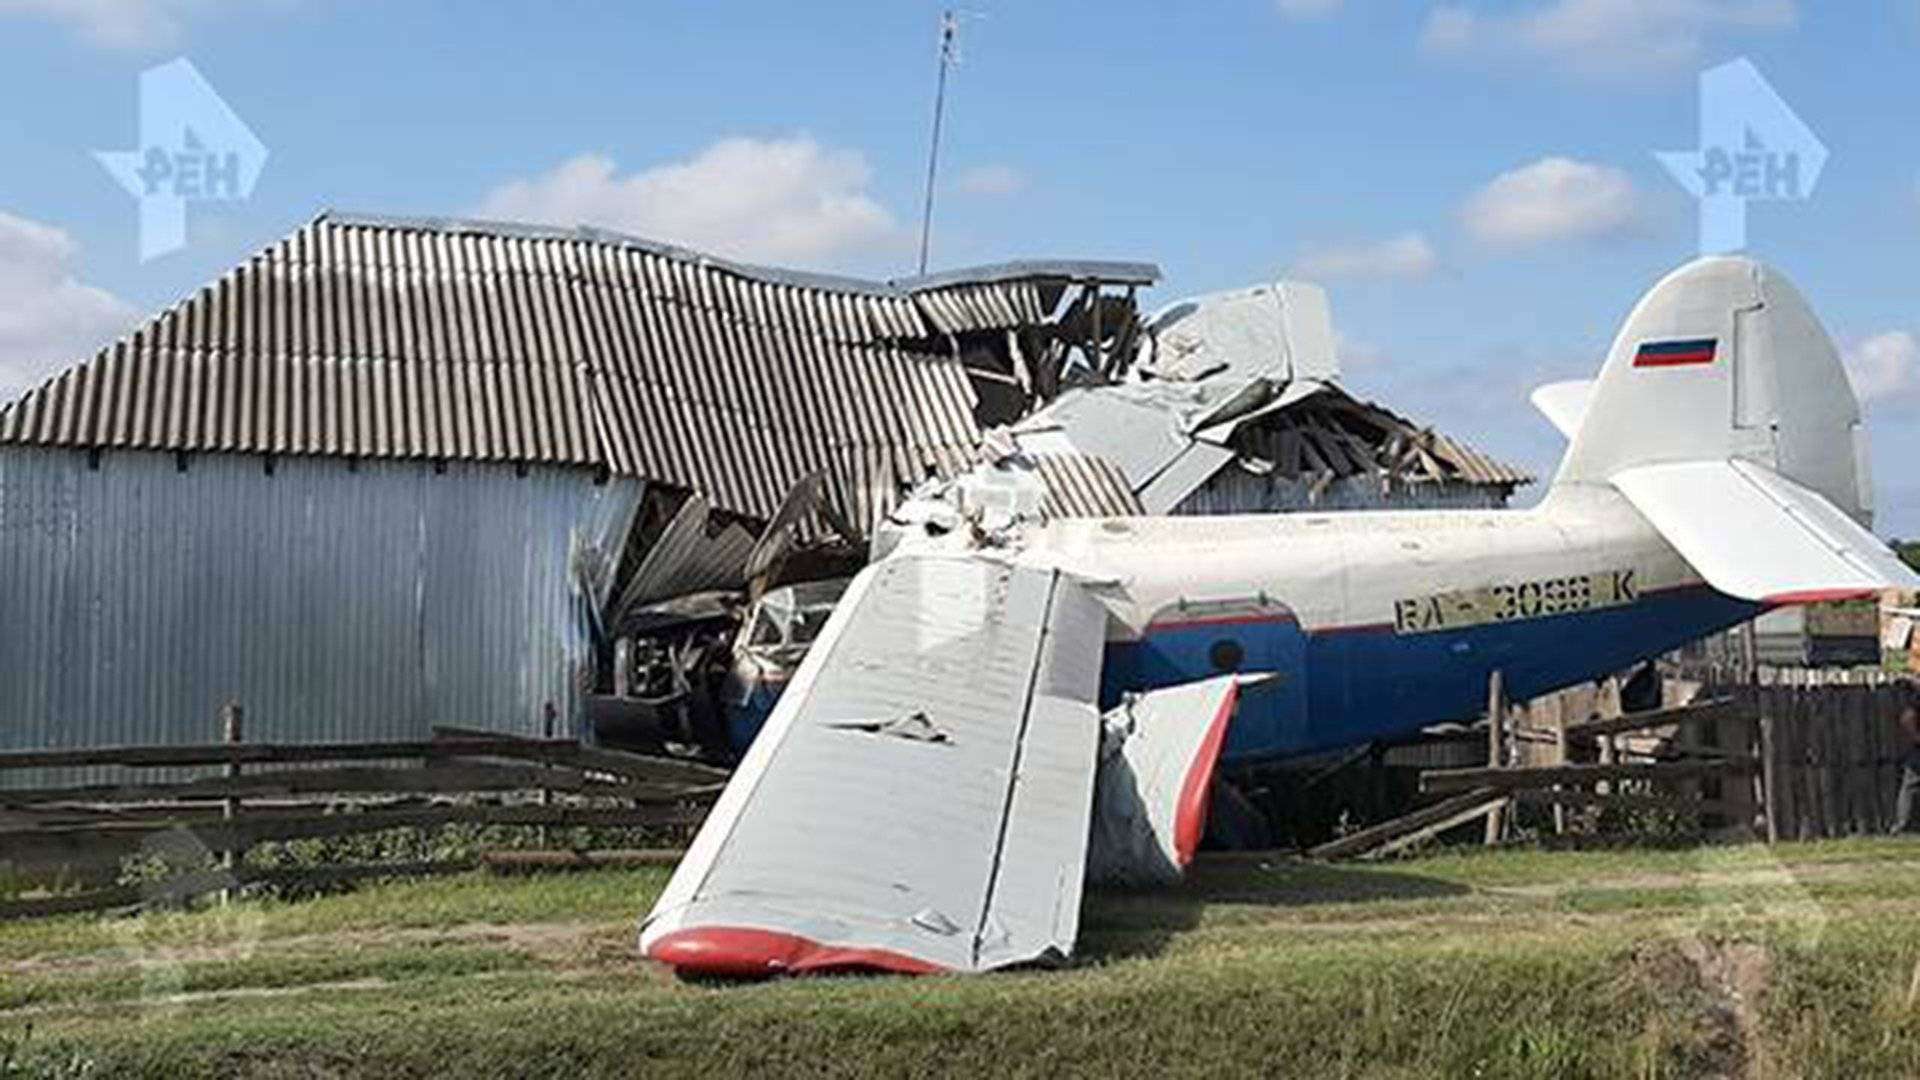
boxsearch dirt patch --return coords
[1628,936,1773,1079]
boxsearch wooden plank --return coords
[480,849,686,873]
[1564,698,1739,741]
[1817,686,1841,838]
[0,802,711,852]
[1421,759,1751,795]
[0,737,584,771]
[0,885,144,920]
[431,725,730,786]
[1760,712,1780,843]
[1368,797,1509,860]
[1511,790,1747,818]
[1307,787,1502,860]
[1485,670,1506,845]
[0,763,711,808]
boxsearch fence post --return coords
[539,702,556,850]
[219,701,244,904]
[1484,669,1506,845]
[1760,709,1780,844]
[1553,694,1569,837]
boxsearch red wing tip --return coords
[645,926,945,979]
[1172,682,1240,869]
[1762,589,1880,607]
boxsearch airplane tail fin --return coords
[1543,255,1920,603]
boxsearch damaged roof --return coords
[0,212,1157,529]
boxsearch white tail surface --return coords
[1613,459,1918,603]
[1549,255,1918,601]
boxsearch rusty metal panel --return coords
[0,446,640,787]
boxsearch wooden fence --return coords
[1730,682,1914,841]
[1315,674,1916,859]
[0,717,727,919]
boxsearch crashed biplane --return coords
[639,255,1920,978]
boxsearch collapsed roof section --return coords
[0,211,1156,536]
[937,281,1530,520]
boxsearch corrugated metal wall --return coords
[0,447,640,785]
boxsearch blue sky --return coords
[1,1,1915,529]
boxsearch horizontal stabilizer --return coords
[1087,675,1240,887]
[1530,380,1593,440]
[1613,459,1920,603]
[639,553,1109,977]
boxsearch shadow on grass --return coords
[1076,856,1472,963]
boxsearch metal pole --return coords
[916,10,958,275]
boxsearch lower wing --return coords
[639,551,1109,977]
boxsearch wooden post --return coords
[1484,669,1506,845]
[220,701,244,905]
[538,702,557,851]
[1553,694,1569,836]
[1760,710,1780,843]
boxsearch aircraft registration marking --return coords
[1392,569,1639,635]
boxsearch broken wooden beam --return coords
[1563,697,1739,741]
[1421,758,1753,795]
[1307,787,1502,860]
[1510,790,1748,818]
[1369,796,1510,860]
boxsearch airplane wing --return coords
[640,551,1109,977]
[1530,379,1593,439]
[1613,458,1920,603]
[1087,675,1240,887]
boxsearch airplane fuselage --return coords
[1023,485,1760,763]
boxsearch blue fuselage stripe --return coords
[1099,586,1757,763]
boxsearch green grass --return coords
[8,838,1920,1077]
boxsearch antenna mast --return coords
[916,10,958,275]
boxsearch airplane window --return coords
[1210,639,1245,672]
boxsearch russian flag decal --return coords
[1633,338,1717,368]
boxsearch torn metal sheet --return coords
[640,553,1109,976]
[743,470,827,586]
[608,495,758,622]
[1143,281,1337,384]
[1087,675,1241,887]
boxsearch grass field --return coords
[8,839,1920,1077]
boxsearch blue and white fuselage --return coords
[1026,485,1756,764]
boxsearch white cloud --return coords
[0,211,137,402]
[1459,157,1644,247]
[954,164,1027,197]
[0,0,219,49]
[1844,331,1920,408]
[1420,0,1797,78]
[1291,232,1438,282]
[476,137,904,267]
[1274,0,1344,19]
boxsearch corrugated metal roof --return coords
[0,213,1162,532]
[1028,452,1144,519]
